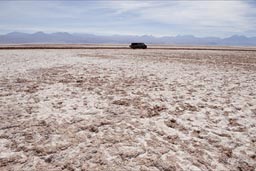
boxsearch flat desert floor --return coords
[0,48,256,171]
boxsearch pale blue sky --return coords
[0,0,256,37]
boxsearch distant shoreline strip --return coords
[0,46,256,52]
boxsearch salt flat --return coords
[0,49,256,171]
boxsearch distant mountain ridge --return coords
[0,32,256,46]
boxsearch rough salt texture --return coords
[0,49,256,171]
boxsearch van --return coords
[129,43,147,49]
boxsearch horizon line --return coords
[1,31,256,39]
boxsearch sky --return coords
[0,0,256,37]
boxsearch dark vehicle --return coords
[129,43,147,49]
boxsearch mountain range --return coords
[0,32,256,46]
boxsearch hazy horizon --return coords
[2,31,256,39]
[1,30,256,46]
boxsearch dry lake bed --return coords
[0,48,256,171]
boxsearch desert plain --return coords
[0,46,256,171]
